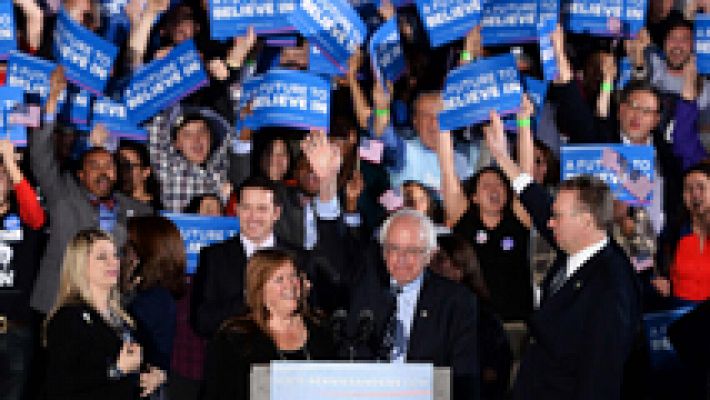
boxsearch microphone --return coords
[330,308,348,345]
[355,309,375,345]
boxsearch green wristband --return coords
[460,50,472,62]
[516,118,531,128]
[601,82,613,93]
[375,109,390,117]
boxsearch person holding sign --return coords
[436,97,534,322]
[551,27,691,235]
[29,67,152,315]
[202,249,337,400]
[483,110,642,400]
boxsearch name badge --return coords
[475,229,488,244]
[0,214,22,241]
[501,236,515,251]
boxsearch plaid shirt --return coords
[148,108,234,212]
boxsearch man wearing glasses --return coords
[483,111,642,400]
[346,209,479,400]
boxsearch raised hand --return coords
[483,110,508,160]
[301,130,342,181]
[600,52,618,83]
[226,26,257,68]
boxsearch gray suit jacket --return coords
[29,121,152,313]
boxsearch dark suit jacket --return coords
[191,220,350,339]
[346,245,479,400]
[45,300,138,400]
[513,182,642,400]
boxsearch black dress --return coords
[453,206,533,321]
[44,300,139,400]
[202,318,337,400]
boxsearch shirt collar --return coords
[567,236,609,278]
[390,270,425,295]
[240,233,276,258]
[620,131,652,146]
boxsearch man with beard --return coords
[28,67,152,315]
[631,16,710,109]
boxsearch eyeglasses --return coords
[625,101,658,116]
[383,244,429,259]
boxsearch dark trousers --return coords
[0,324,33,400]
[168,374,202,400]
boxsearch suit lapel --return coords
[407,272,432,360]
[539,244,611,311]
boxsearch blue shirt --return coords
[390,271,425,362]
[375,121,474,192]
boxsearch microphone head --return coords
[356,309,375,342]
[332,308,348,321]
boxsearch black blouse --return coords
[453,206,533,321]
[202,318,337,400]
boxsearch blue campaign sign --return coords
[539,34,557,81]
[246,69,331,131]
[99,0,131,45]
[0,1,17,60]
[6,52,56,105]
[162,213,240,274]
[288,0,367,74]
[92,97,148,142]
[58,88,91,130]
[481,0,558,46]
[53,10,119,95]
[643,306,695,370]
[563,0,647,37]
[617,57,632,89]
[695,14,710,74]
[209,0,296,40]
[123,40,209,124]
[623,0,647,37]
[561,144,655,205]
[524,76,548,109]
[501,76,548,132]
[369,18,406,83]
[271,362,433,400]
[309,43,344,76]
[439,53,523,131]
[415,0,481,48]
[0,86,27,146]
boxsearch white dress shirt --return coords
[240,233,276,259]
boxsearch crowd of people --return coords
[1,0,710,399]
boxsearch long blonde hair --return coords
[44,229,133,345]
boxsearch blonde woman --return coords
[44,229,164,399]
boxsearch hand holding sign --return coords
[483,110,508,161]
[47,66,67,115]
[226,26,257,69]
